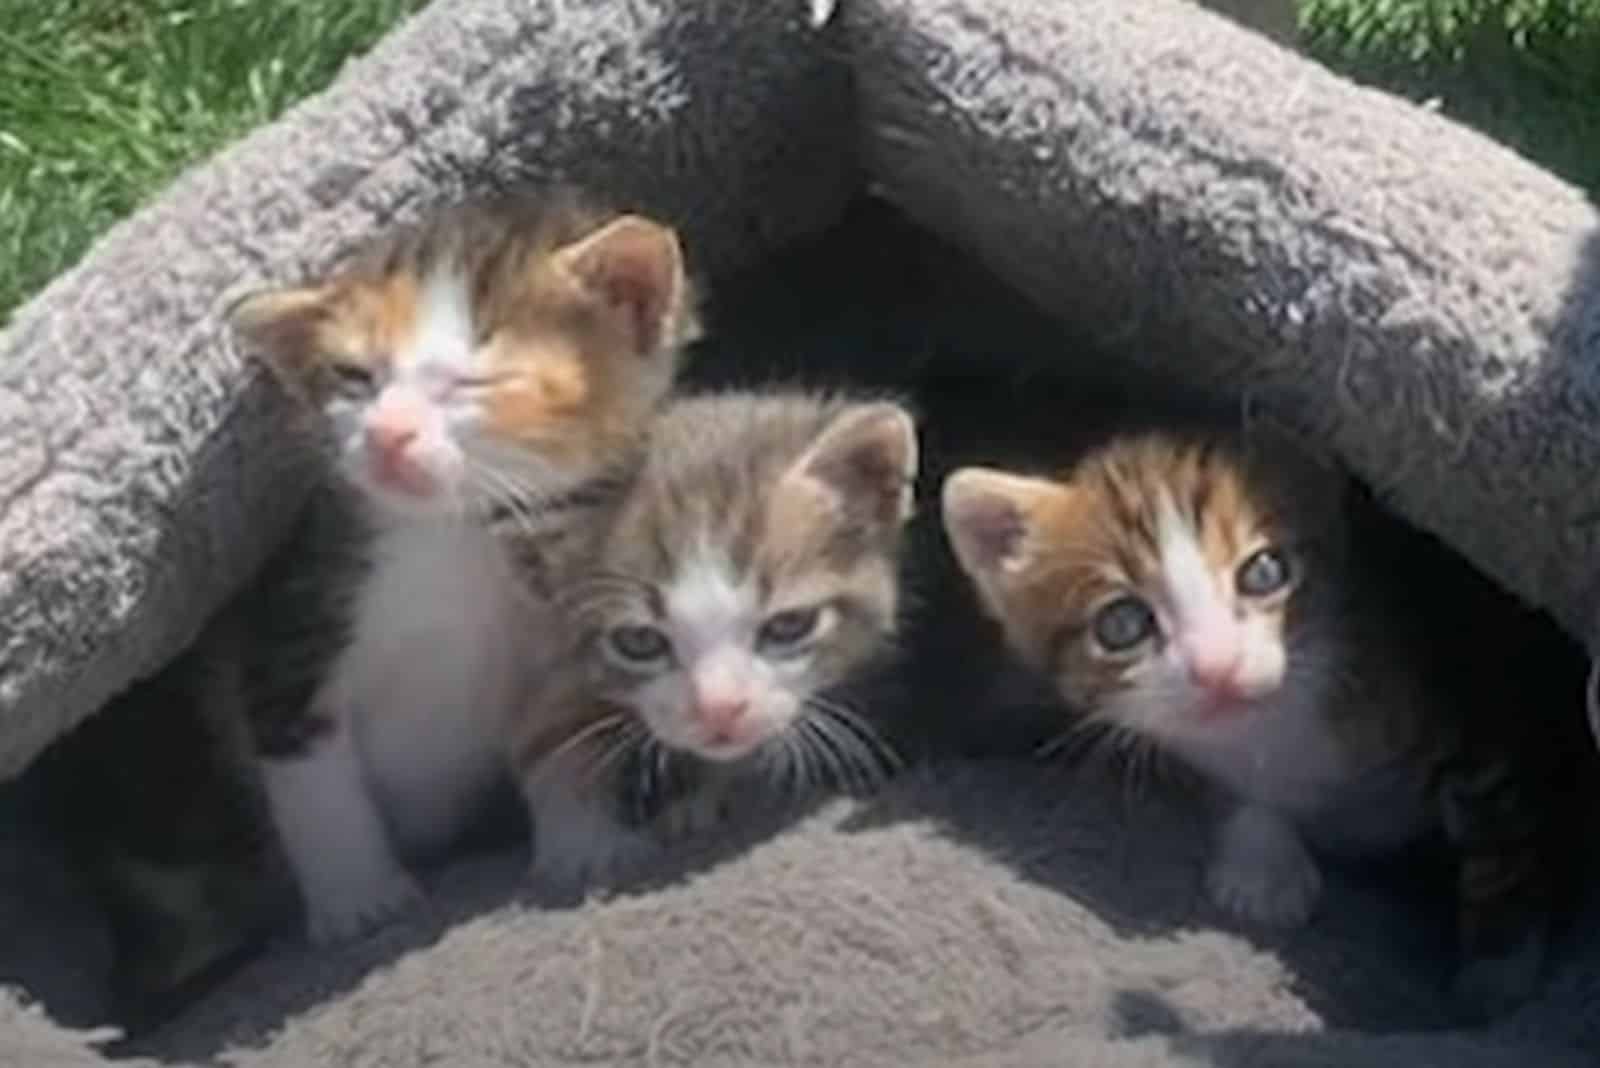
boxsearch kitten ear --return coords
[553,215,697,359]
[941,468,1063,581]
[226,285,330,380]
[786,403,919,528]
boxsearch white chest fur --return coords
[320,519,531,857]
[1170,678,1350,815]
[1170,678,1434,856]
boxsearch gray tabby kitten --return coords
[507,391,918,890]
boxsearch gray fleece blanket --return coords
[4,0,1599,1064]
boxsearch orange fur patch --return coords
[230,193,697,474]
[313,272,421,373]
[958,433,1336,711]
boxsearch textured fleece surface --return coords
[0,994,143,1068]
[6,0,1600,1065]
[3,762,1589,1067]
[851,0,1600,644]
[0,0,855,781]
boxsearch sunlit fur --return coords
[232,190,699,519]
[512,392,917,890]
[213,191,699,945]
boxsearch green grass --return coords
[2,1,1598,326]
[0,0,426,324]
[1300,0,1600,191]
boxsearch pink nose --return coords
[365,416,418,459]
[696,697,750,739]
[1185,639,1243,695]
[364,390,428,458]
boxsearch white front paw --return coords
[530,834,658,898]
[303,866,424,945]
[1205,806,1321,928]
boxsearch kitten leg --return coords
[1439,767,1551,1020]
[522,754,659,896]
[1205,803,1322,927]
[260,725,422,944]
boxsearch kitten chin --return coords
[941,426,1573,1020]
[510,390,918,893]
[44,188,700,1022]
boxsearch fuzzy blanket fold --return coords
[0,0,855,783]
[851,0,1600,643]
[3,0,1598,1064]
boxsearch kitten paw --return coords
[303,867,424,945]
[528,820,659,898]
[1205,806,1321,928]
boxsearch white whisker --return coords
[797,697,898,796]
[583,720,648,786]
[537,713,631,776]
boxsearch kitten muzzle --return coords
[691,698,766,759]
[369,449,438,498]
[1177,626,1260,717]
[1184,663,1258,724]
[1190,691,1251,725]
[1181,631,1244,691]
[364,390,441,498]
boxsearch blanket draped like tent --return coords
[3,1,1598,1063]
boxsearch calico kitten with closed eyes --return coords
[508,391,917,891]
[941,429,1574,1019]
[41,191,698,1014]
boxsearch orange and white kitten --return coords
[222,192,698,942]
[940,434,1369,927]
[508,392,917,891]
[941,429,1578,1015]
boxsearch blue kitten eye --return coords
[758,606,823,649]
[1091,596,1156,653]
[1236,547,1293,598]
[607,624,671,666]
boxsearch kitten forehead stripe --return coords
[665,553,758,658]
[406,267,476,375]
[1156,492,1228,633]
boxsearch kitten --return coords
[940,429,1571,1018]
[228,192,698,942]
[508,391,917,891]
[44,191,699,1009]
